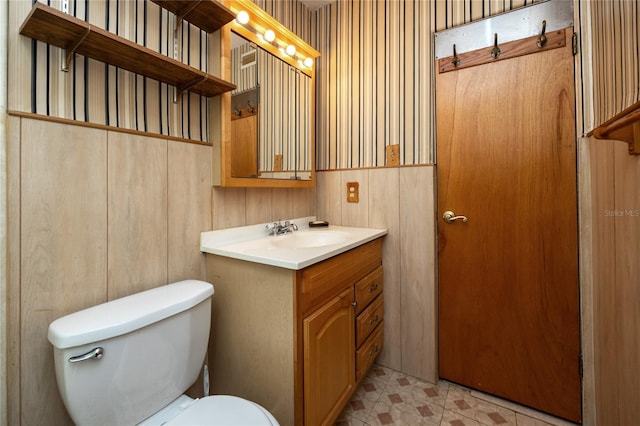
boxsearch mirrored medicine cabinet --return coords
[213,0,320,188]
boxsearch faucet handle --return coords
[266,222,279,235]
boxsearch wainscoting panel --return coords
[315,167,437,383]
[107,131,168,300]
[20,119,108,426]
[168,141,212,282]
[6,118,216,424]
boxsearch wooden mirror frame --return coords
[214,0,320,188]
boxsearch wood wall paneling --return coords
[292,188,317,220]
[340,169,368,227]
[315,171,342,226]
[245,187,274,225]
[368,168,401,371]
[107,131,168,300]
[314,167,437,383]
[586,0,640,422]
[20,119,108,426]
[612,142,640,424]
[168,141,212,282]
[577,137,597,425]
[6,116,22,426]
[399,166,437,382]
[271,189,295,222]
[7,117,215,424]
[212,187,247,230]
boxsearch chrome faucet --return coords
[267,220,299,236]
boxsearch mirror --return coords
[215,0,320,188]
[230,32,313,181]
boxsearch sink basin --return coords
[270,230,351,249]
[201,217,388,269]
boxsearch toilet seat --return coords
[165,395,277,426]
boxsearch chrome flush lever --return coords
[443,210,468,224]
[68,347,104,363]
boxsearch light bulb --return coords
[264,29,275,42]
[303,57,313,68]
[285,44,296,56]
[237,10,249,25]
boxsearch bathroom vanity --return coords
[201,220,386,425]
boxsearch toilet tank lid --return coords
[48,280,214,349]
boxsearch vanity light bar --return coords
[236,10,249,25]
[227,0,320,75]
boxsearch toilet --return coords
[47,280,278,425]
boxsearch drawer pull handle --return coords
[368,314,379,325]
[368,283,379,293]
[368,343,380,357]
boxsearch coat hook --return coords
[234,105,241,116]
[491,33,501,59]
[247,100,255,113]
[537,20,547,48]
[451,44,460,67]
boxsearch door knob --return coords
[443,210,468,224]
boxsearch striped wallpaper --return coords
[311,0,432,169]
[14,0,636,171]
[309,0,545,170]
[11,0,212,142]
[588,0,640,130]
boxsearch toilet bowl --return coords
[47,280,279,426]
[138,394,278,425]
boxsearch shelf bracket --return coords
[590,102,640,156]
[176,2,200,23]
[62,27,91,71]
[177,75,209,98]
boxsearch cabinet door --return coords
[303,287,355,426]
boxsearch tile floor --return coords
[335,365,578,426]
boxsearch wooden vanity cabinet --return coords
[206,238,384,426]
[303,286,355,426]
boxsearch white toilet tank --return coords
[48,280,214,426]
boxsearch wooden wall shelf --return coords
[589,100,640,155]
[19,2,235,98]
[150,0,236,33]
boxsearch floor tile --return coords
[335,365,573,426]
[445,385,517,425]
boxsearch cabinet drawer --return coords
[300,239,382,315]
[356,295,384,348]
[356,322,384,382]
[355,266,383,315]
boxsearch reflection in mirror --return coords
[230,31,312,180]
[230,33,259,178]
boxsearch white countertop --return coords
[200,217,387,270]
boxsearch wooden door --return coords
[437,29,581,423]
[230,111,258,178]
[303,287,355,426]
